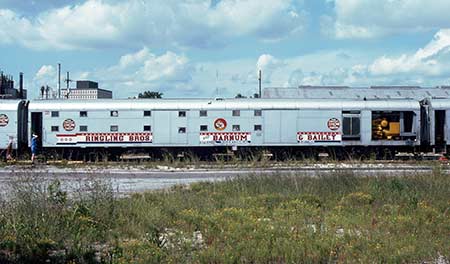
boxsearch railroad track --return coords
[0,163,448,177]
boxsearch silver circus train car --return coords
[25,98,422,157]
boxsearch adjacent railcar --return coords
[0,100,27,153]
[427,99,450,151]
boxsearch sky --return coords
[1,0,450,99]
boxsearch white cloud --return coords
[32,49,261,99]
[0,0,307,50]
[206,0,306,41]
[35,1,122,49]
[138,51,192,82]
[256,54,284,83]
[239,32,450,90]
[30,65,57,99]
[253,51,372,88]
[325,0,450,39]
[287,69,304,87]
[0,9,38,45]
[321,15,382,39]
[238,31,450,90]
[35,65,55,79]
[369,29,450,76]
[0,0,76,15]
[89,47,195,98]
[78,71,90,80]
[279,30,450,87]
[30,49,197,99]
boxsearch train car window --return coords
[51,126,59,132]
[200,125,208,131]
[254,110,262,116]
[110,111,119,117]
[402,111,414,133]
[179,111,186,117]
[178,127,186,133]
[80,125,88,132]
[144,125,151,131]
[80,111,88,117]
[342,111,360,140]
[144,111,151,117]
[110,125,118,132]
[232,110,240,116]
[51,111,59,117]
[254,124,262,131]
[232,125,240,131]
[200,110,207,117]
[353,118,360,135]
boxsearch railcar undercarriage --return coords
[6,145,435,163]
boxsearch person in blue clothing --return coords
[31,133,38,164]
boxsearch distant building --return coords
[61,80,112,99]
[76,80,98,89]
[0,71,27,99]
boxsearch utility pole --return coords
[64,71,73,99]
[258,70,262,98]
[65,71,72,89]
[57,63,61,99]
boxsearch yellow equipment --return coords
[383,122,400,139]
[372,118,400,140]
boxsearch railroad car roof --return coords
[264,86,450,100]
[428,99,450,109]
[28,98,420,111]
[0,100,22,111]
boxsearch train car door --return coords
[420,99,430,150]
[17,101,29,151]
[30,112,42,148]
[435,110,445,149]
[153,111,171,144]
[263,110,281,144]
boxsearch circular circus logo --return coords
[63,119,76,131]
[327,118,340,130]
[0,114,9,127]
[214,118,227,131]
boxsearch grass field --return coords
[0,169,449,263]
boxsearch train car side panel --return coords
[40,109,154,148]
[297,110,343,146]
[263,110,281,144]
